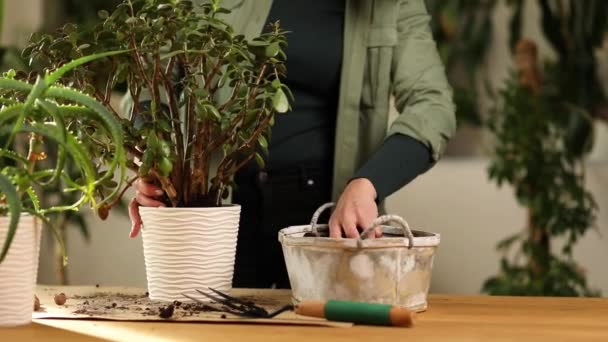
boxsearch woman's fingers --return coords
[135,179,164,197]
[375,226,383,238]
[342,219,360,238]
[135,190,166,208]
[128,198,142,238]
[329,217,342,238]
[129,179,166,238]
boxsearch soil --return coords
[34,295,41,311]
[159,304,175,319]
[61,291,258,320]
[54,293,67,305]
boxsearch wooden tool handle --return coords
[389,306,415,327]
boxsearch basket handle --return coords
[309,203,414,247]
[308,202,336,236]
[359,215,414,248]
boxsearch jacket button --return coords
[257,171,269,184]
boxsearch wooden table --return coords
[3,292,608,341]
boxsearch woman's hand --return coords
[128,178,166,238]
[329,178,381,239]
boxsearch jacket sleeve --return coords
[389,0,456,161]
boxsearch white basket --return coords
[278,203,440,312]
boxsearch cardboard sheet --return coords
[33,286,352,328]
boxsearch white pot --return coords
[0,214,41,327]
[140,206,241,302]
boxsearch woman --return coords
[129,0,456,288]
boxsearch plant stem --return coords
[107,175,139,209]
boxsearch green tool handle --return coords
[295,300,414,327]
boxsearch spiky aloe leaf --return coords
[25,187,40,213]
[35,99,66,185]
[0,103,24,127]
[45,86,127,204]
[5,77,47,148]
[0,173,21,263]
[44,50,128,85]
[0,148,28,164]
[0,123,96,206]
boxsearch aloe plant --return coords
[24,0,289,209]
[0,50,127,263]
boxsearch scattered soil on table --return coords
[34,295,41,311]
[61,291,270,319]
[159,304,175,319]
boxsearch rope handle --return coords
[308,202,336,236]
[308,203,414,248]
[359,215,414,248]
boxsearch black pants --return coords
[232,161,332,288]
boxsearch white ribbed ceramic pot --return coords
[0,214,41,327]
[140,206,241,302]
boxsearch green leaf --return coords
[0,149,28,164]
[0,174,21,264]
[125,17,138,25]
[496,233,521,252]
[204,104,221,121]
[0,104,25,132]
[161,50,185,61]
[98,10,109,19]
[4,77,45,148]
[157,4,173,11]
[46,86,127,198]
[272,88,289,113]
[139,148,155,176]
[25,187,40,213]
[16,124,97,202]
[265,42,280,57]
[255,153,265,169]
[158,157,173,177]
[160,140,171,157]
[36,99,66,186]
[258,135,269,154]
[248,40,269,47]
[271,78,281,89]
[76,44,91,52]
[147,132,160,151]
[194,88,210,98]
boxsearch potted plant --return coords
[24,0,289,301]
[482,40,599,296]
[0,51,127,326]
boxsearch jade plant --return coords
[0,51,127,263]
[24,0,289,210]
[482,40,599,296]
[426,0,496,126]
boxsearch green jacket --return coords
[222,0,456,200]
[125,0,456,201]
